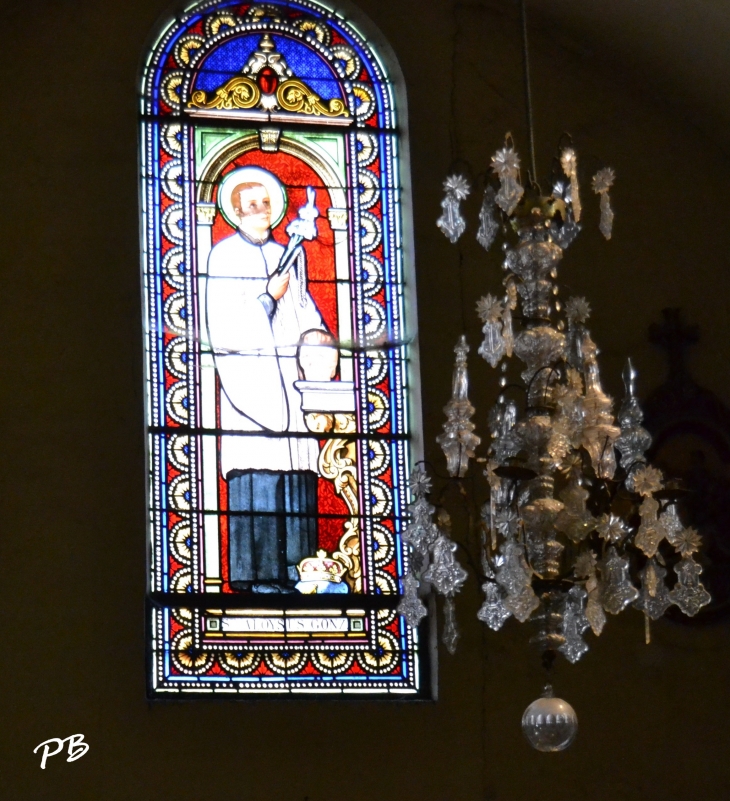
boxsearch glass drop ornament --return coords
[521,685,578,752]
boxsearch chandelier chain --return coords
[520,0,538,182]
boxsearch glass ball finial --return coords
[521,684,578,752]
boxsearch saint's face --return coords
[236,185,272,239]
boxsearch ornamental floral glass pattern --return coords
[141,0,420,695]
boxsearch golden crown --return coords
[297,550,346,582]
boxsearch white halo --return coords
[217,166,287,229]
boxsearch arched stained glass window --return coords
[141,0,422,695]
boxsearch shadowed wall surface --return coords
[1,1,729,799]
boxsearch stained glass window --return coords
[141,0,423,695]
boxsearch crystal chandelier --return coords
[398,139,711,750]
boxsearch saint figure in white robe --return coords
[206,167,332,590]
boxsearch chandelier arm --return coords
[542,365,563,408]
[524,361,564,409]
[495,382,529,401]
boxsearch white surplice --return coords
[206,232,324,477]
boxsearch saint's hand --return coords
[301,329,335,347]
[267,270,290,301]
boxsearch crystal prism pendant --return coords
[598,192,614,239]
[403,494,440,556]
[491,146,523,214]
[615,360,652,482]
[633,558,673,620]
[635,497,665,558]
[497,540,540,622]
[659,502,684,547]
[592,167,615,240]
[476,186,499,251]
[442,596,460,654]
[558,586,590,664]
[403,467,439,564]
[585,583,606,636]
[560,147,582,223]
[436,336,481,477]
[436,174,470,243]
[502,304,514,358]
[574,550,606,635]
[670,556,711,616]
[581,350,620,479]
[476,294,506,368]
[397,572,428,629]
[423,533,468,597]
[478,322,506,368]
[477,580,511,631]
[551,181,581,249]
[601,547,639,615]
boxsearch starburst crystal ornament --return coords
[633,465,664,496]
[596,513,627,544]
[409,464,433,497]
[565,296,591,324]
[667,524,702,557]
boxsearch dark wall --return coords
[1,1,729,799]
